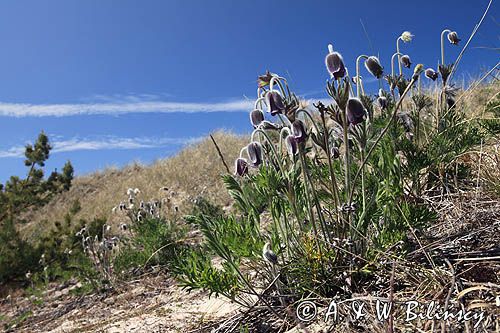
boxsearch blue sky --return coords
[0,0,498,183]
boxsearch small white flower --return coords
[126,188,134,195]
[401,31,414,43]
[133,188,140,194]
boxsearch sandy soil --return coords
[1,272,240,333]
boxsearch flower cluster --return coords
[229,28,461,271]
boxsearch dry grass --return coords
[19,131,248,241]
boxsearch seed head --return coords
[424,68,438,81]
[246,141,263,167]
[400,31,414,43]
[447,31,461,45]
[364,56,384,79]
[346,97,367,125]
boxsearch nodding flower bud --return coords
[400,31,414,43]
[400,55,412,69]
[246,141,263,167]
[285,135,298,155]
[266,91,285,116]
[447,31,461,45]
[234,158,249,176]
[364,56,384,79]
[425,68,438,81]
[325,45,346,80]
[377,89,388,110]
[262,242,278,265]
[250,109,265,128]
[330,146,340,159]
[291,119,307,143]
[346,97,367,125]
[412,64,424,81]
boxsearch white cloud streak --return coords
[0,99,254,117]
[0,136,202,158]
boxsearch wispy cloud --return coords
[0,146,26,158]
[0,99,254,117]
[0,136,202,158]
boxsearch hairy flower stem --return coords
[341,103,351,232]
[360,145,366,213]
[355,55,369,97]
[396,37,403,75]
[391,52,403,78]
[348,76,418,204]
[269,76,288,98]
[298,146,330,250]
[295,108,324,158]
[252,129,286,176]
[319,110,341,224]
[440,29,451,65]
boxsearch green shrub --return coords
[0,132,74,284]
[114,217,187,274]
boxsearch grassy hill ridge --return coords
[19,131,248,241]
